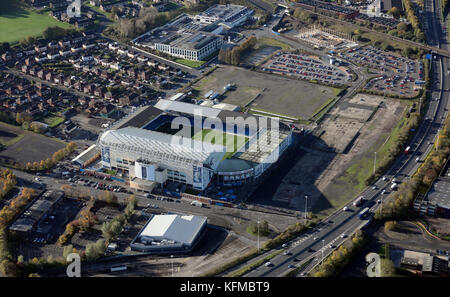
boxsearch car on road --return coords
[343,206,349,211]
[341,234,347,238]
[372,186,377,190]
[382,176,388,181]
[264,262,272,267]
[308,248,315,252]
[282,243,289,248]
[288,264,295,269]
[283,250,292,256]
[377,199,382,204]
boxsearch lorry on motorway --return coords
[110,266,127,272]
[358,207,370,219]
[190,200,204,207]
[353,196,364,207]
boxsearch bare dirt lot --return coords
[191,66,338,120]
[263,94,406,217]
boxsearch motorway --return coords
[239,0,450,277]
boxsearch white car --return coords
[343,206,349,211]
[382,176,387,181]
[265,262,272,267]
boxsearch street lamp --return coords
[257,219,260,252]
[304,195,308,225]
[373,152,377,174]
[170,255,174,277]
[321,240,325,265]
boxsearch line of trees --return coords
[109,7,180,39]
[24,142,77,172]
[375,116,450,220]
[0,188,36,229]
[0,188,37,276]
[403,0,425,42]
[57,196,99,246]
[0,169,16,202]
[218,36,257,66]
[313,230,365,277]
[0,229,18,277]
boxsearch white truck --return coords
[190,200,204,207]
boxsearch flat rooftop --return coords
[114,105,164,129]
[426,178,450,210]
[138,214,207,246]
[138,14,221,51]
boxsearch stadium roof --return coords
[72,144,100,165]
[113,106,164,129]
[99,127,225,166]
[155,99,291,132]
[140,214,207,246]
[155,99,222,118]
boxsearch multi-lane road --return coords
[238,0,450,277]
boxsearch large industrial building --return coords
[91,99,293,192]
[132,4,253,61]
[130,214,207,253]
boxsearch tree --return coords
[380,259,396,276]
[63,244,74,260]
[396,22,408,32]
[0,260,19,277]
[85,239,106,261]
[388,7,400,18]
[384,221,398,232]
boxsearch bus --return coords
[358,207,370,220]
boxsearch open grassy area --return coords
[41,114,65,128]
[0,0,73,44]
[256,37,291,50]
[0,132,65,163]
[191,66,337,120]
[192,129,248,159]
[175,58,206,68]
[0,122,26,147]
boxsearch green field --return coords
[0,0,72,44]
[175,58,206,68]
[256,37,291,50]
[192,129,248,159]
[41,114,65,128]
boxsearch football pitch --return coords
[0,0,72,44]
[192,129,249,159]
